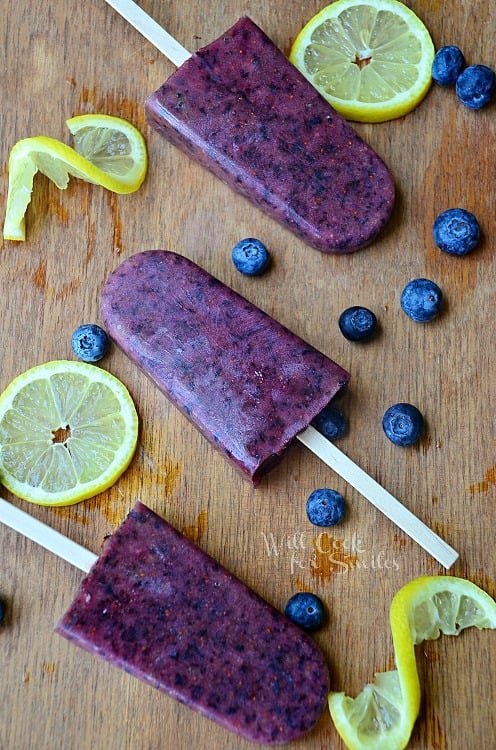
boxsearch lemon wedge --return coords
[3,114,147,241]
[0,361,139,506]
[328,576,496,749]
[290,0,435,122]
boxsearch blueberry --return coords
[231,238,270,275]
[0,597,5,625]
[455,64,495,109]
[431,46,465,86]
[382,403,424,446]
[400,278,443,323]
[71,324,110,362]
[433,208,480,256]
[306,488,346,527]
[338,306,378,342]
[284,592,325,631]
[312,405,347,441]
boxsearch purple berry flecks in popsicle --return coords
[56,502,330,745]
[145,16,395,254]
[101,250,350,484]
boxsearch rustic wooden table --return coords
[1,1,495,748]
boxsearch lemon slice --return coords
[3,114,147,241]
[328,576,496,750]
[290,0,435,122]
[0,361,138,506]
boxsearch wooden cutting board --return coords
[1,1,495,748]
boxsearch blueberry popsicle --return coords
[101,250,459,569]
[101,250,350,485]
[0,497,329,744]
[54,501,330,745]
[144,15,395,254]
[103,1,395,253]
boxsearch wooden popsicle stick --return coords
[103,0,191,66]
[297,426,459,569]
[0,497,97,573]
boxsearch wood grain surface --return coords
[1,1,495,749]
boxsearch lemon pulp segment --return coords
[66,114,147,187]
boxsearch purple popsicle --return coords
[145,16,395,254]
[101,250,349,484]
[56,501,330,744]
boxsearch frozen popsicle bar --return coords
[56,501,330,744]
[145,16,395,254]
[101,250,350,484]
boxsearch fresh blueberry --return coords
[312,405,347,441]
[71,324,110,363]
[338,306,378,342]
[284,592,325,632]
[431,46,465,86]
[433,208,480,256]
[455,64,495,109]
[231,238,270,275]
[306,488,346,527]
[400,279,443,323]
[382,403,424,446]
[0,596,5,625]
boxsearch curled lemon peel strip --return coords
[328,576,496,750]
[3,114,147,241]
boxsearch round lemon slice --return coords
[3,114,148,241]
[328,576,496,749]
[0,361,139,506]
[290,0,435,122]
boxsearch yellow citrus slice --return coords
[290,0,435,122]
[0,360,138,506]
[3,114,147,241]
[328,576,496,749]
